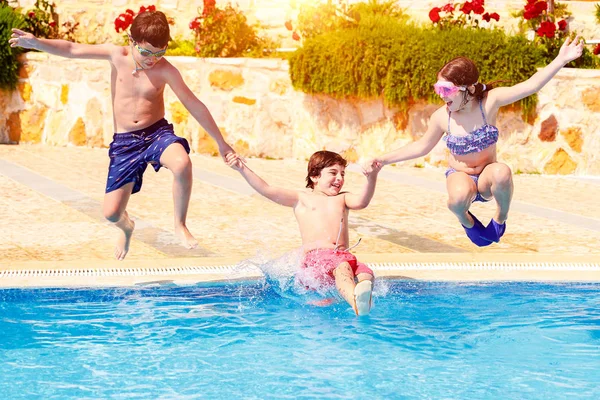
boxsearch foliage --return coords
[290,0,405,42]
[114,5,156,33]
[595,4,600,56]
[189,0,277,57]
[429,1,500,29]
[0,4,25,90]
[290,17,549,119]
[165,39,197,56]
[512,1,599,65]
[23,0,59,39]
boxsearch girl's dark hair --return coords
[305,151,347,189]
[438,56,493,100]
[130,11,170,48]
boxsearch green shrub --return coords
[0,4,25,90]
[289,14,599,120]
[166,39,197,57]
[296,0,406,41]
[189,2,278,57]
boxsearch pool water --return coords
[1,281,599,399]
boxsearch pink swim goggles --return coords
[433,81,467,97]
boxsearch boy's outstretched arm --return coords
[489,36,584,108]
[226,154,299,208]
[362,107,446,173]
[164,65,234,161]
[9,28,113,59]
[344,162,383,210]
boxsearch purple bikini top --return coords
[444,101,499,156]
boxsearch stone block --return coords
[560,126,583,153]
[169,101,190,124]
[208,70,245,91]
[7,112,22,142]
[192,126,220,156]
[582,87,600,113]
[232,96,257,106]
[69,117,87,146]
[538,114,558,142]
[544,148,577,175]
[17,82,32,103]
[46,111,68,145]
[20,105,48,143]
[270,78,290,95]
[60,85,69,105]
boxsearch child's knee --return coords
[356,272,374,283]
[103,205,123,223]
[170,156,192,177]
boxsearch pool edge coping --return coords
[1,253,600,287]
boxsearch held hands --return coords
[225,152,245,171]
[218,142,235,162]
[557,35,584,65]
[360,158,383,177]
[8,29,37,49]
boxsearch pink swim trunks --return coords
[301,248,374,285]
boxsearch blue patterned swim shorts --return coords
[106,118,190,194]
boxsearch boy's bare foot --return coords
[115,218,135,261]
[175,225,199,249]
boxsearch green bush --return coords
[290,14,598,120]
[189,3,278,57]
[0,4,25,90]
[296,0,406,41]
[166,39,197,57]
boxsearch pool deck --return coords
[1,144,600,287]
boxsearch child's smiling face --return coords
[312,164,345,196]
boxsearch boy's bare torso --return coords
[294,191,349,252]
[109,45,169,132]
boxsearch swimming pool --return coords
[1,281,599,398]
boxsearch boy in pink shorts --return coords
[227,151,381,316]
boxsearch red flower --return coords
[285,20,293,31]
[28,11,35,18]
[114,13,134,33]
[534,1,548,13]
[203,0,216,14]
[557,19,567,31]
[189,18,201,30]
[49,21,56,27]
[429,7,442,23]
[482,12,491,22]
[536,20,556,38]
[461,2,473,15]
[292,31,300,41]
[472,0,485,15]
[442,3,454,13]
[148,5,156,12]
[489,12,500,21]
[594,44,600,55]
[125,9,135,16]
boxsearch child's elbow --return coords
[352,202,369,210]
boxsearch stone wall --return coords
[1,53,599,175]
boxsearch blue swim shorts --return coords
[106,118,190,194]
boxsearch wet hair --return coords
[130,11,170,48]
[305,151,347,189]
[438,56,493,101]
